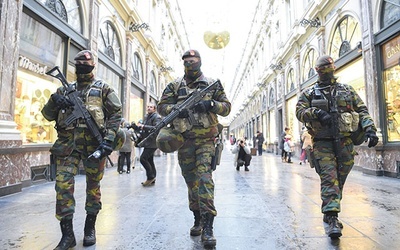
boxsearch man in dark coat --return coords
[134,102,162,186]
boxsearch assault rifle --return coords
[330,86,341,182]
[46,66,114,166]
[136,80,222,147]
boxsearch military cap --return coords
[74,50,95,62]
[316,55,334,68]
[182,49,201,59]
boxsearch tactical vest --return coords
[309,83,359,138]
[57,80,106,130]
[172,77,218,133]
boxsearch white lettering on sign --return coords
[18,55,48,75]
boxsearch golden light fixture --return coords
[203,31,230,49]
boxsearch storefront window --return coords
[97,62,121,96]
[335,59,366,102]
[286,97,299,142]
[16,13,64,144]
[130,86,144,124]
[382,35,400,142]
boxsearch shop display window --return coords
[382,35,400,142]
[16,13,65,144]
[384,64,400,142]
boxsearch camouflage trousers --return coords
[178,137,216,216]
[313,137,356,213]
[54,150,106,221]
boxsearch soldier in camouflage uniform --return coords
[296,55,379,239]
[41,50,122,249]
[157,49,231,248]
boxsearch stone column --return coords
[359,0,383,175]
[0,0,23,147]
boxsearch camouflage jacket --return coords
[296,80,376,139]
[41,78,122,154]
[157,74,231,139]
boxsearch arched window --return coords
[39,0,82,33]
[131,53,143,84]
[329,15,361,60]
[149,71,156,94]
[302,49,317,81]
[99,21,122,65]
[287,68,295,92]
[381,0,400,28]
[269,88,275,106]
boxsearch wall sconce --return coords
[160,66,172,72]
[357,41,362,53]
[270,63,283,70]
[300,18,321,28]
[129,22,150,32]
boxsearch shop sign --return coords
[382,35,400,69]
[18,55,48,75]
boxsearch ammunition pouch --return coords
[338,111,359,133]
[311,98,329,112]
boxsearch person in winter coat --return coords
[231,138,252,171]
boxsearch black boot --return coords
[83,214,97,246]
[201,213,216,248]
[54,219,76,250]
[190,210,202,236]
[326,215,342,239]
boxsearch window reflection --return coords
[16,13,64,144]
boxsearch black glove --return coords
[97,140,113,157]
[177,109,190,118]
[51,94,74,109]
[365,129,378,148]
[315,109,332,126]
[193,100,213,113]
[131,122,139,130]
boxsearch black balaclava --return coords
[74,50,95,83]
[182,49,202,82]
[315,55,337,86]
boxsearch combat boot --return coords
[201,213,216,248]
[83,214,97,246]
[54,219,76,250]
[323,214,343,228]
[190,210,202,236]
[326,215,342,239]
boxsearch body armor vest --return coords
[172,77,218,133]
[57,80,105,130]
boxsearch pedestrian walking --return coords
[283,135,294,163]
[280,127,290,162]
[300,128,312,165]
[41,50,123,249]
[256,131,265,155]
[295,55,379,239]
[118,120,134,174]
[156,49,231,248]
[132,102,162,186]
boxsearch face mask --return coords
[184,60,202,80]
[317,66,335,85]
[75,64,94,74]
